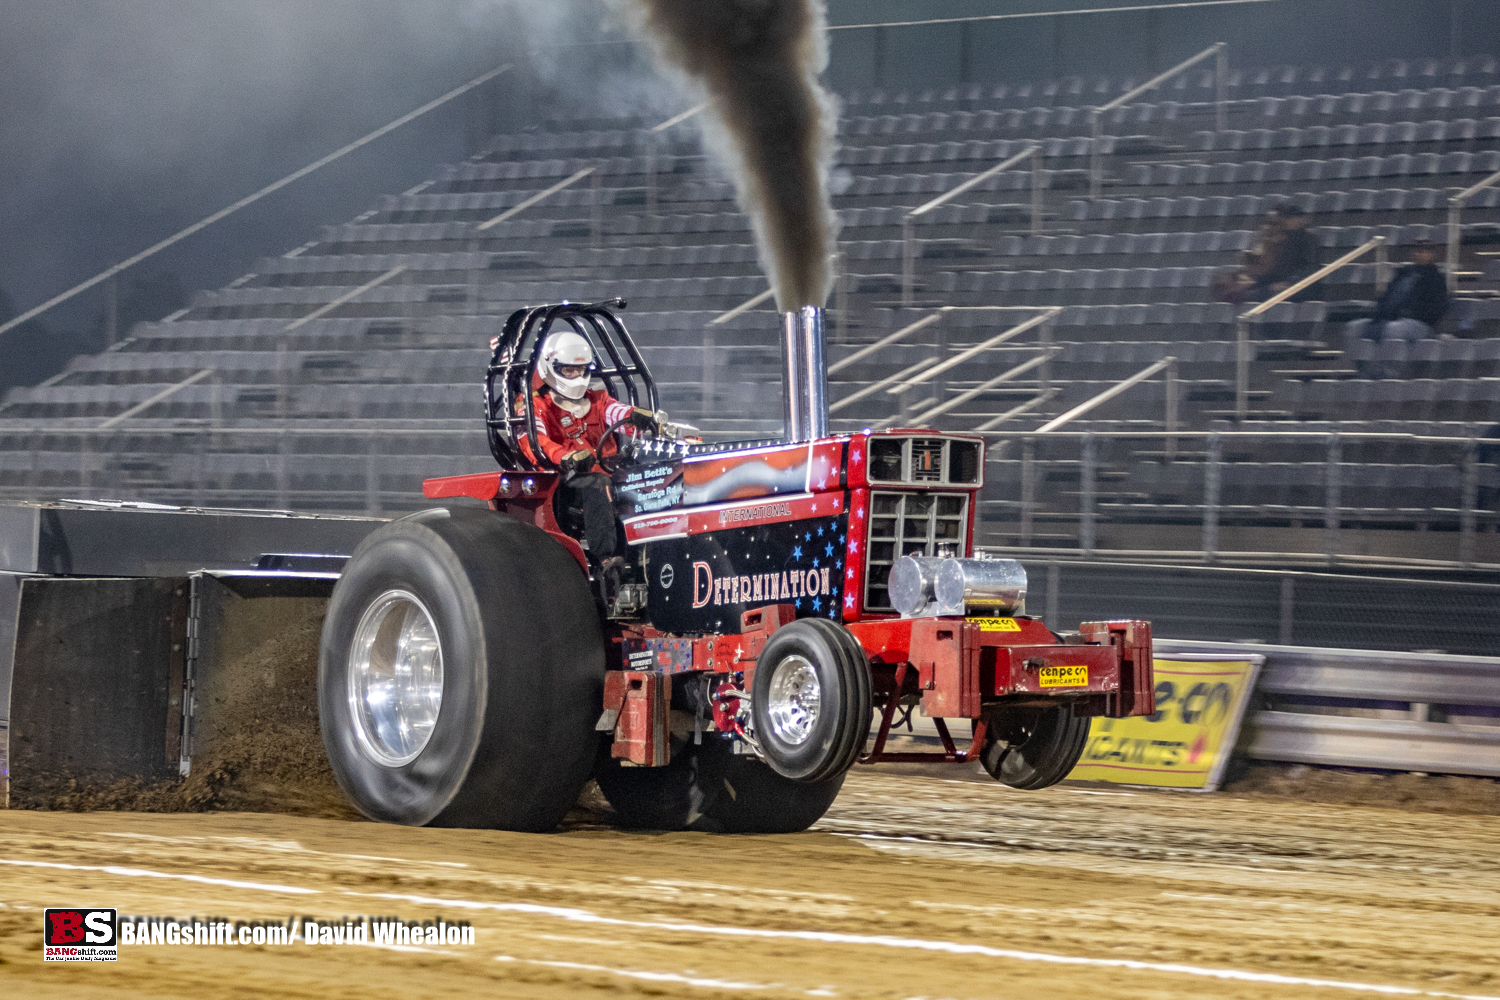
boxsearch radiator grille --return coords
[863,491,970,612]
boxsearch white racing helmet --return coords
[538,330,595,400]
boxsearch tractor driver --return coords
[526,329,663,575]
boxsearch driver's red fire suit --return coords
[521,387,635,466]
[519,385,637,565]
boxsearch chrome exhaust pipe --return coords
[780,305,828,442]
[780,309,806,443]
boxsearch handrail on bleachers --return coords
[1446,165,1500,289]
[1235,234,1389,421]
[1035,356,1177,433]
[96,369,216,430]
[887,351,1056,429]
[902,143,1042,305]
[1090,42,1228,199]
[475,166,596,231]
[828,305,1060,416]
[883,306,1063,396]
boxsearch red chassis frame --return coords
[423,431,1155,768]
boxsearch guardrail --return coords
[0,424,491,516]
[1154,639,1500,778]
[978,428,1495,570]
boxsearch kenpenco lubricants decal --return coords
[644,494,849,634]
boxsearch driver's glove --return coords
[628,408,659,432]
[560,449,595,480]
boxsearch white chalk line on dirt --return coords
[7,855,1493,998]
[356,890,1500,1000]
[0,858,318,895]
[497,955,775,990]
[100,832,470,867]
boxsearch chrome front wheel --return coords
[765,654,822,745]
[750,619,872,783]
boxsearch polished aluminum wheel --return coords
[765,654,821,745]
[347,590,443,766]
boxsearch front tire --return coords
[750,619,872,784]
[319,506,604,830]
[978,704,1091,790]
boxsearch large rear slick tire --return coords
[750,619,872,784]
[596,736,844,833]
[978,704,1091,790]
[319,506,603,830]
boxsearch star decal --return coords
[846,566,856,579]
[813,557,820,568]
[816,526,824,537]
[812,597,821,610]
[825,542,834,557]
[792,545,802,559]
[845,593,856,607]
[812,502,819,512]
[849,538,860,554]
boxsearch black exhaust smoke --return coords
[628,0,839,311]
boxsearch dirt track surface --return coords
[3,769,1498,1000]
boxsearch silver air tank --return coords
[935,557,1027,615]
[780,305,828,442]
[887,555,945,617]
[888,553,1028,618]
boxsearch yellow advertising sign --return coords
[1067,656,1263,791]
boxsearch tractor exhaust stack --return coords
[780,305,828,442]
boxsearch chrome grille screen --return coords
[863,491,970,612]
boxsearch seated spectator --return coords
[1347,239,1450,346]
[1213,205,1320,304]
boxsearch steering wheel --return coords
[594,413,649,477]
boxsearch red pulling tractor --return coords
[317,301,1154,832]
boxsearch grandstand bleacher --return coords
[2,51,1497,571]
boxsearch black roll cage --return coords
[484,299,659,471]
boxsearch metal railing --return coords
[829,306,1062,420]
[0,423,490,517]
[1090,42,1227,199]
[902,144,1043,306]
[98,369,216,430]
[988,428,1495,569]
[1446,166,1500,290]
[1154,639,1500,779]
[1234,235,1388,421]
[1035,357,1176,433]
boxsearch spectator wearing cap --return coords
[1347,239,1450,346]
